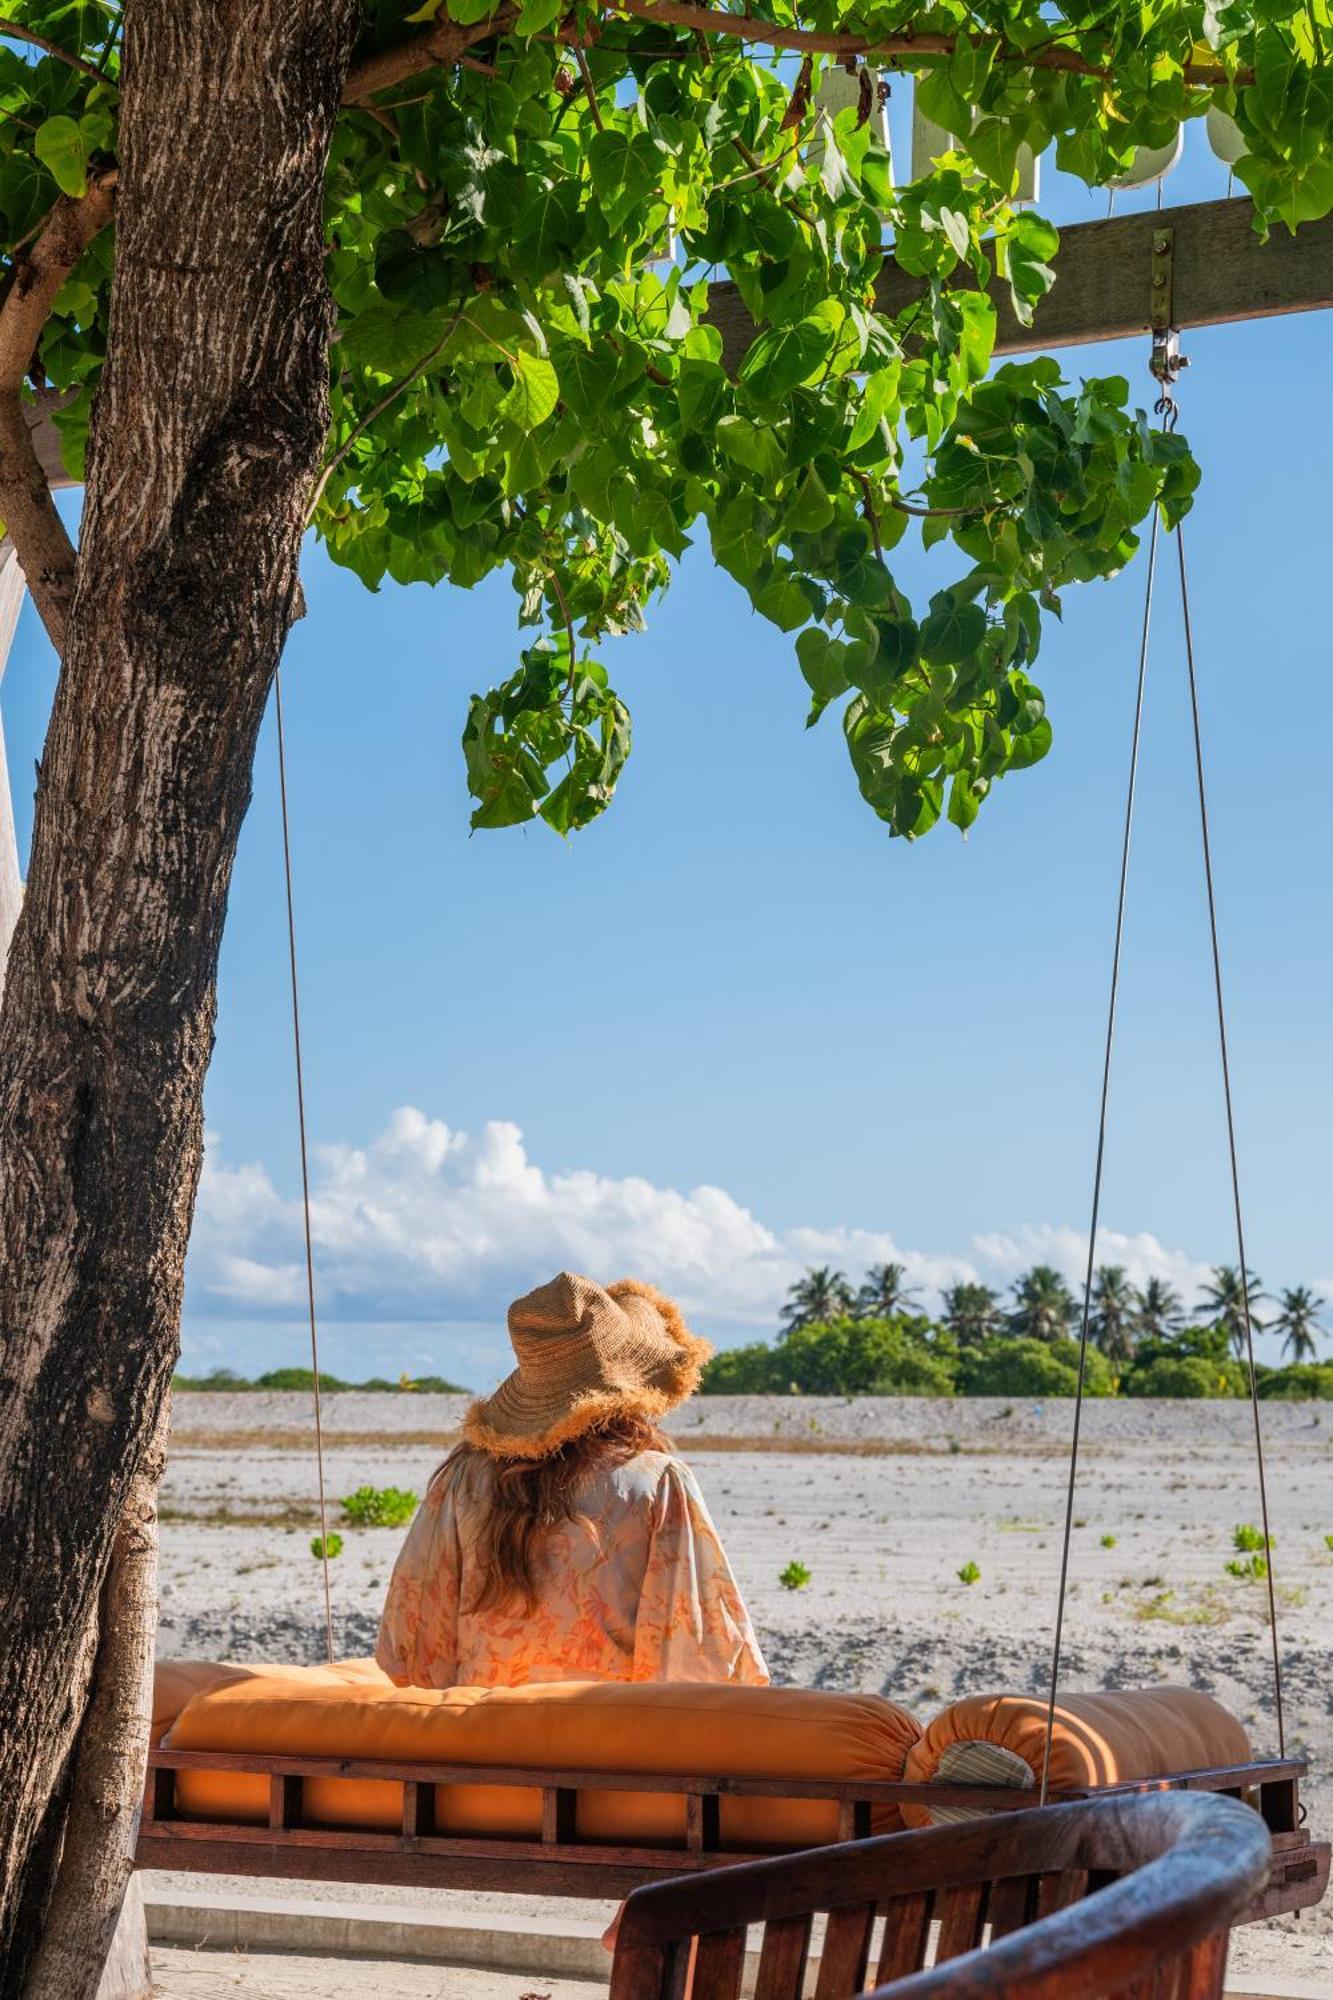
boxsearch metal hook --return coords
[1149,227,1189,408]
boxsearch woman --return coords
[376,1270,768,1688]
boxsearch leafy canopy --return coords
[4,0,1329,835]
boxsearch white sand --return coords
[153,1392,1333,1986]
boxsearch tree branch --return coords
[0,172,115,655]
[614,1,1247,86]
[307,310,464,525]
[0,17,106,84]
[342,8,518,101]
[340,1,1249,100]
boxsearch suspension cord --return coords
[274,667,336,1667]
[1174,519,1286,1754]
[1038,502,1161,1806]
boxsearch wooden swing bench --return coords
[136,1671,1328,1926]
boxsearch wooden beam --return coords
[22,198,1332,492]
[707,197,1333,372]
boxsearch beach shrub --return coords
[957,1561,981,1586]
[1258,1363,1333,1400]
[779,1561,812,1591]
[1123,1325,1245,1398]
[957,1337,1112,1399]
[171,1367,252,1391]
[256,1366,351,1393]
[700,1342,782,1394]
[1100,1533,1117,1548]
[341,1485,418,1529]
[311,1533,344,1560]
[1224,1554,1268,1581]
[703,1317,954,1397]
[1125,1355,1240,1399]
[175,1365,466,1393]
[1232,1524,1269,1553]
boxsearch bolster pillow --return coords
[159,1662,922,1847]
[901,1686,1253,1828]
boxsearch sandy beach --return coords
[152,1391,1333,1990]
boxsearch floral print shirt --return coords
[376,1448,768,1689]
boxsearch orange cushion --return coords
[901,1687,1252,1828]
[159,1664,921,1849]
[152,1657,385,1743]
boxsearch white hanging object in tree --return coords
[811,64,893,214]
[1205,105,1247,166]
[910,100,1040,204]
[1108,126,1184,189]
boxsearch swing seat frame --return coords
[135,1741,1327,1922]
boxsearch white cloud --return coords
[185,1106,1221,1365]
[970,1223,1211,1305]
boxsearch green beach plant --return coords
[341,1486,419,1529]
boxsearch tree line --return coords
[700,1262,1330,1400]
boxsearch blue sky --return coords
[3,109,1328,1387]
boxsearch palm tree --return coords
[780,1265,855,1335]
[1133,1276,1183,1342]
[854,1261,921,1321]
[940,1282,1002,1349]
[1007,1265,1079,1344]
[1089,1264,1136,1363]
[1272,1285,1326,1365]
[1198,1264,1268,1358]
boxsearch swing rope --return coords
[1175,515,1285,1752]
[1041,376,1286,1802]
[1039,487,1160,1806]
[274,340,1285,1747]
[274,665,337,1667]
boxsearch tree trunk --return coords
[0,541,24,992]
[0,5,360,1992]
[22,1431,164,2000]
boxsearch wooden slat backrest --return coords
[689,1926,747,2000]
[874,1891,933,1982]
[754,1913,812,2000]
[610,1792,1271,2000]
[814,1901,877,1997]
[933,1880,987,1962]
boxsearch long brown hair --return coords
[450,1412,668,1614]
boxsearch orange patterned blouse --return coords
[375,1448,769,1689]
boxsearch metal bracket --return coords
[1149,227,1188,389]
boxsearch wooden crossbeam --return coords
[23,199,1332,487]
[707,196,1333,371]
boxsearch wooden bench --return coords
[136,1743,1328,1922]
[607,1790,1274,1998]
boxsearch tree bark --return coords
[22,1429,164,2000]
[0,541,24,994]
[0,4,360,1992]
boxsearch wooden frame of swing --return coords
[104,192,1327,1936]
[135,1744,1328,1921]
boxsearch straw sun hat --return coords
[463,1272,712,1459]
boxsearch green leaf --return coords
[715,414,784,480]
[948,774,984,831]
[796,628,851,703]
[1005,212,1060,324]
[498,350,559,430]
[739,314,837,404]
[34,115,87,197]
[920,595,988,666]
[1008,714,1053,769]
[514,180,582,278]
